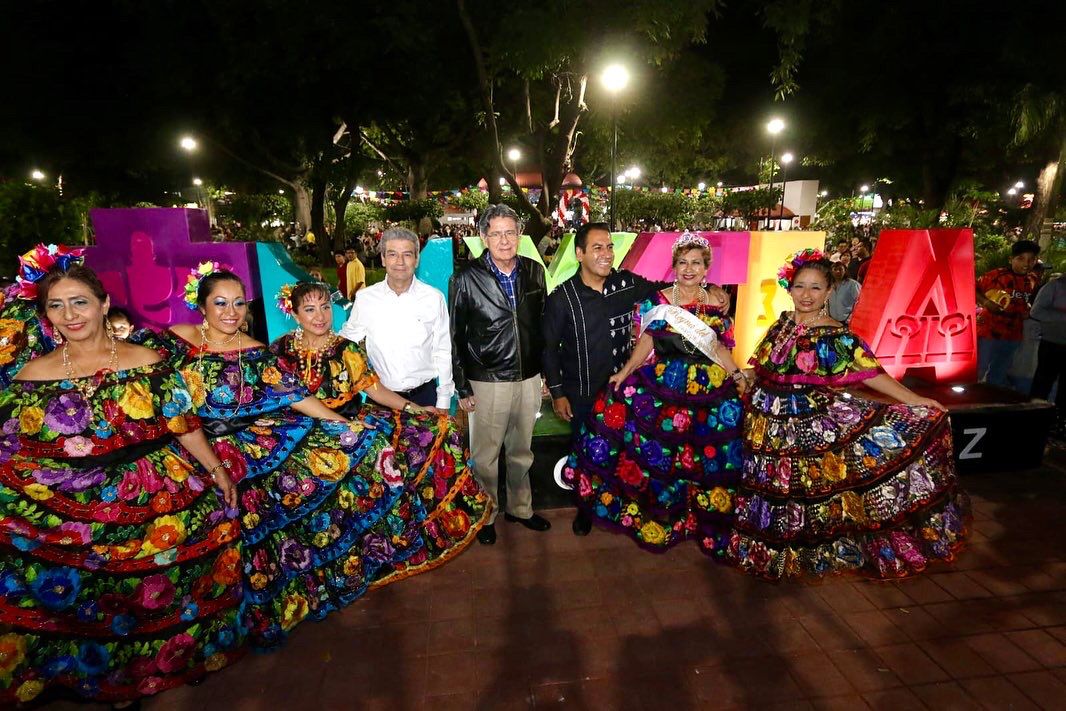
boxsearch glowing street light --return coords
[766,118,785,135]
[602,63,630,231]
[506,147,521,187]
[601,64,630,93]
[780,152,794,165]
[1007,188,1018,196]
[192,177,203,186]
[354,186,364,194]
[697,182,706,191]
[179,136,198,152]
[660,186,669,193]
[30,169,46,181]
[859,184,869,193]
[820,190,828,197]
[716,181,723,188]
[624,166,641,181]
[616,174,626,184]
[1014,180,1024,189]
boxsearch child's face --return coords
[109,315,132,339]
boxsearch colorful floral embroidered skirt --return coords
[0,368,244,704]
[212,404,487,648]
[562,357,744,558]
[365,406,489,587]
[731,382,969,580]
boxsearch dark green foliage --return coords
[0,183,90,264]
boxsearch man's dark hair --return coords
[574,222,611,252]
[1011,240,1040,257]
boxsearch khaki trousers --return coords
[468,377,540,524]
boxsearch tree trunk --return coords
[407,158,432,235]
[487,163,503,204]
[310,178,328,262]
[331,191,352,255]
[1025,135,1066,249]
[292,182,312,234]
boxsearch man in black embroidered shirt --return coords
[543,223,728,535]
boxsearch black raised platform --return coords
[898,380,1057,474]
[517,382,1057,510]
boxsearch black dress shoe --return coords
[503,512,552,531]
[572,511,592,536]
[476,523,496,545]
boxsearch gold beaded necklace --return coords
[62,334,118,399]
[293,329,339,384]
[197,323,243,415]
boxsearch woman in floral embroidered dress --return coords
[731,252,968,580]
[0,253,243,705]
[269,282,488,586]
[562,235,748,559]
[137,268,480,648]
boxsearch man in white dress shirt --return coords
[339,226,454,409]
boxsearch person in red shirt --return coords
[333,251,347,295]
[976,240,1041,388]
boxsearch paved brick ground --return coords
[53,451,1066,710]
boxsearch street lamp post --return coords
[765,118,785,230]
[507,147,521,188]
[602,64,630,231]
[778,152,794,224]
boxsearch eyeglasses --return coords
[486,230,519,240]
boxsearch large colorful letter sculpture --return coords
[850,229,976,382]
[731,231,826,364]
[415,236,455,297]
[86,208,259,329]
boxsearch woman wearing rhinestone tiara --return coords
[731,250,968,580]
[0,248,243,705]
[561,233,747,559]
[269,281,488,585]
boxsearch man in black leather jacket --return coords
[449,204,551,545]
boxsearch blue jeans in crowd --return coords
[977,337,1022,389]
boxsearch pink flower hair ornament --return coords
[777,248,827,289]
[15,243,87,301]
[183,261,232,310]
